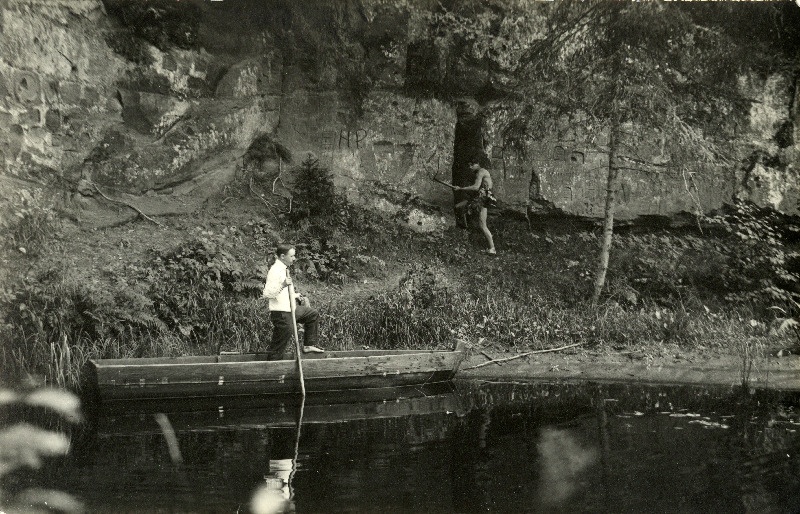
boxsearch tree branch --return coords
[462,342,587,370]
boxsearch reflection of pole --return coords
[475,407,492,510]
[478,407,491,449]
[288,395,305,505]
[597,396,612,511]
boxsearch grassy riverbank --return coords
[1,186,797,392]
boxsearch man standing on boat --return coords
[262,243,325,360]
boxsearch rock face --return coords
[0,0,797,228]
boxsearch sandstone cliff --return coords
[0,0,797,229]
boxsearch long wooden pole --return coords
[287,269,306,505]
[432,177,459,190]
[287,272,306,397]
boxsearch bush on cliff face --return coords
[104,30,154,65]
[103,0,201,52]
[243,135,293,173]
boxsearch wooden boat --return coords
[84,340,467,402]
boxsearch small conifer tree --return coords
[292,156,338,218]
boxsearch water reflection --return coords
[22,381,800,513]
[252,423,298,514]
[455,381,800,513]
[537,427,598,508]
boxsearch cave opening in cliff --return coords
[450,105,486,226]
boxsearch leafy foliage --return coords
[325,263,456,350]
[12,273,160,343]
[610,232,725,307]
[398,263,442,310]
[323,253,774,354]
[1,267,166,386]
[149,229,246,345]
[293,239,351,283]
[0,388,83,513]
[707,201,800,307]
[427,2,544,73]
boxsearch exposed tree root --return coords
[92,183,164,227]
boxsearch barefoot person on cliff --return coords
[262,243,324,360]
[454,158,498,255]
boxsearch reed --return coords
[734,336,767,389]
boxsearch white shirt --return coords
[262,259,299,312]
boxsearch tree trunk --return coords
[592,124,620,305]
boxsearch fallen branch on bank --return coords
[462,342,586,370]
[93,184,164,227]
[480,350,502,365]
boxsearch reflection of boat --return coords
[85,341,466,401]
[94,382,466,436]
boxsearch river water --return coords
[16,380,800,513]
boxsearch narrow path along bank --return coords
[460,352,800,391]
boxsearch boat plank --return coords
[87,341,467,400]
[95,371,457,400]
[95,349,455,367]
[95,353,457,384]
[97,391,464,436]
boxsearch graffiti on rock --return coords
[338,129,368,150]
[309,129,369,151]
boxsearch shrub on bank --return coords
[0,267,166,387]
[0,189,58,258]
[323,261,776,355]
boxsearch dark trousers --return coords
[268,306,319,360]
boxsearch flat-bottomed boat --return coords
[84,341,467,401]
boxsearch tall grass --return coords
[2,198,795,392]
[323,270,775,355]
[0,281,276,391]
